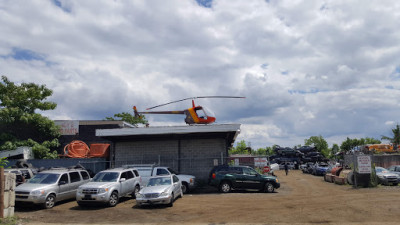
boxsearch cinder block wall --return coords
[180,139,226,182]
[115,140,178,167]
[114,138,227,182]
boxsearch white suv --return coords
[76,167,141,207]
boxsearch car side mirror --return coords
[120,178,126,182]
[59,180,67,185]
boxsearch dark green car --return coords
[208,165,280,193]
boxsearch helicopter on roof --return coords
[133,96,245,125]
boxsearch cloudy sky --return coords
[1,0,400,149]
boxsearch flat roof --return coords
[55,120,136,128]
[96,124,241,137]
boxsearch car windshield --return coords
[147,177,172,187]
[376,168,388,173]
[28,173,60,184]
[92,172,119,182]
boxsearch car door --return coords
[57,173,70,201]
[125,170,136,194]
[241,167,263,189]
[67,171,82,199]
[229,167,245,189]
[119,171,129,195]
[172,175,181,197]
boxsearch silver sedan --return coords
[136,175,183,207]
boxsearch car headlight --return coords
[136,193,143,198]
[276,179,279,183]
[98,188,109,194]
[160,192,169,197]
[31,190,45,196]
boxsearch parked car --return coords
[301,162,314,174]
[312,162,329,176]
[76,167,141,207]
[136,175,183,207]
[5,168,37,186]
[375,167,399,186]
[208,165,280,193]
[15,167,91,209]
[387,165,400,178]
[125,165,195,194]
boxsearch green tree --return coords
[304,135,329,157]
[381,124,400,149]
[0,76,59,159]
[340,137,381,153]
[330,143,340,157]
[229,140,251,155]
[105,112,148,126]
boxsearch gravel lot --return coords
[14,170,400,225]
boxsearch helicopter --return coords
[133,96,245,125]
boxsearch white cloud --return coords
[1,0,400,149]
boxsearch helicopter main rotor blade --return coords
[138,110,185,115]
[146,96,245,110]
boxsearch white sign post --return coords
[357,155,371,174]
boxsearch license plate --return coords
[84,195,92,199]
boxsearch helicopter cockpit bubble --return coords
[201,106,215,118]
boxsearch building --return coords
[96,124,241,182]
[55,120,135,155]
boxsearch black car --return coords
[208,165,280,193]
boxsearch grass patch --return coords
[0,216,25,225]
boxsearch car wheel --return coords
[264,182,274,193]
[132,185,140,198]
[219,181,231,193]
[167,194,174,207]
[43,194,56,209]
[181,182,189,194]
[108,191,119,207]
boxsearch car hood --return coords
[176,174,195,180]
[376,172,398,178]
[79,182,117,189]
[140,185,172,194]
[15,183,54,191]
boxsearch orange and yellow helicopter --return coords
[134,96,245,125]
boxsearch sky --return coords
[1,0,400,150]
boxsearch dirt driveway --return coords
[15,170,400,224]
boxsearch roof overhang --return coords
[96,124,241,147]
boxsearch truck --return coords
[124,164,195,194]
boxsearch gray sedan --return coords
[135,175,183,207]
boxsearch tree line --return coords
[230,131,400,159]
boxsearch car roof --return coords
[40,168,87,174]
[99,167,137,172]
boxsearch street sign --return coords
[357,155,371,174]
